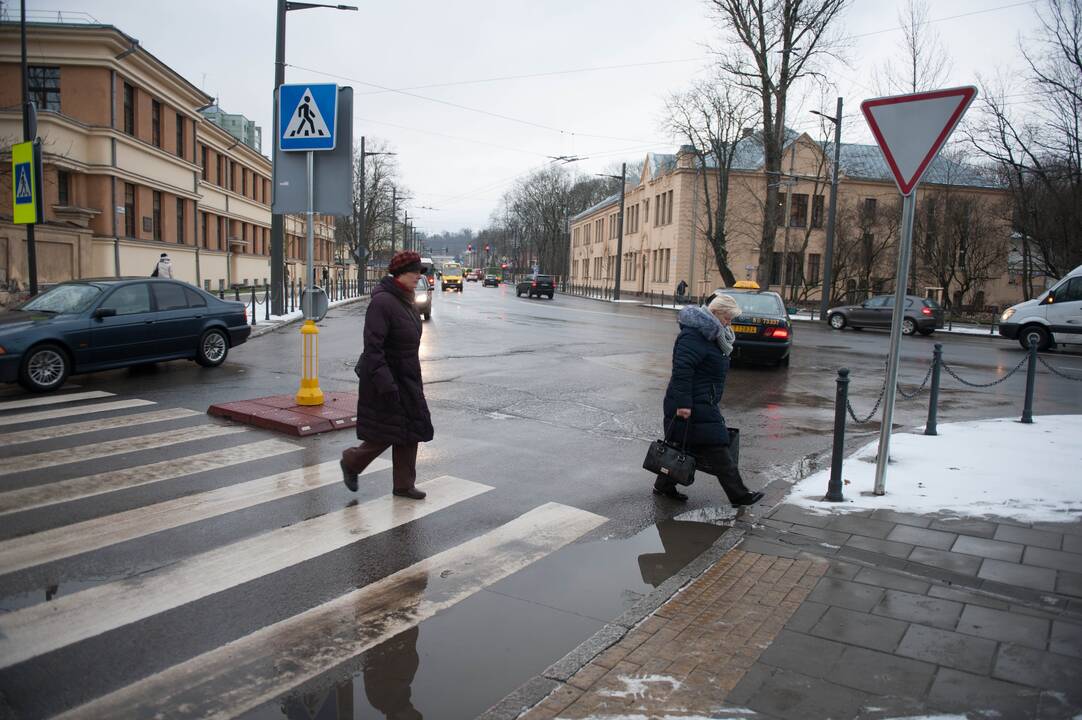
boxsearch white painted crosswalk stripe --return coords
[0,423,247,477]
[0,407,201,447]
[0,475,492,669]
[54,502,606,720]
[0,438,300,516]
[0,398,156,428]
[0,458,391,575]
[0,390,114,412]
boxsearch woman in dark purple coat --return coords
[341,251,433,499]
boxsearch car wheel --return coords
[828,313,846,330]
[423,311,431,321]
[1019,324,1051,351]
[918,328,935,336]
[547,293,554,299]
[196,328,229,367]
[516,290,522,297]
[18,343,70,393]
[902,318,917,335]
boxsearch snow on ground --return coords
[789,312,1000,337]
[788,415,1082,522]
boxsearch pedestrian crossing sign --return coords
[11,140,41,224]
[278,83,338,152]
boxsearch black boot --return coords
[341,460,358,492]
[731,491,764,507]
[393,487,427,500]
[653,479,688,502]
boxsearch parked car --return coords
[999,263,1082,351]
[483,267,503,287]
[705,288,792,367]
[441,262,464,292]
[0,278,250,393]
[414,275,433,321]
[827,295,944,335]
[516,274,555,299]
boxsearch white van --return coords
[998,264,1082,350]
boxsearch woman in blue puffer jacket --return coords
[656,294,764,505]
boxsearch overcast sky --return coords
[23,0,1042,233]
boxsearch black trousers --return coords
[342,441,418,490]
[655,443,750,502]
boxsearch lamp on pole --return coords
[812,97,843,321]
[595,163,627,300]
[357,135,395,292]
[271,0,357,314]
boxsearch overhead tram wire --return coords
[352,116,555,158]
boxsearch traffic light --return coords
[467,244,472,252]
[485,244,490,252]
[501,263,507,269]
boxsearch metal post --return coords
[819,97,842,322]
[270,0,287,315]
[250,286,257,325]
[296,150,323,406]
[873,191,917,495]
[925,343,942,436]
[1021,339,1037,424]
[20,0,38,295]
[825,368,849,501]
[358,135,366,294]
[390,187,397,254]
[613,162,626,301]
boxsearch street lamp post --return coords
[595,163,627,300]
[357,135,395,293]
[271,0,357,314]
[812,97,843,321]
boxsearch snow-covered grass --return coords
[788,415,1082,522]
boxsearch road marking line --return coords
[0,407,201,447]
[55,502,606,720]
[0,399,156,428]
[0,475,493,669]
[0,458,391,575]
[0,424,247,477]
[0,390,115,412]
[0,438,300,516]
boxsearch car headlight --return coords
[415,293,428,303]
[1000,308,1015,322]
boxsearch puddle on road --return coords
[0,577,103,613]
[244,518,731,720]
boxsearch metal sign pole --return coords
[873,189,917,495]
[295,149,324,406]
[306,150,315,304]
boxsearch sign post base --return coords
[295,319,324,406]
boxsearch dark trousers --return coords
[341,441,418,490]
[655,443,749,503]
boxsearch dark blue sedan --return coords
[0,278,251,392]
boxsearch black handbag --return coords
[643,418,697,486]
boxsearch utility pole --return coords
[356,136,395,292]
[813,98,843,320]
[403,211,408,252]
[20,0,38,295]
[390,187,397,255]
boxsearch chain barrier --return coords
[1038,356,1082,382]
[896,363,934,400]
[941,354,1029,388]
[846,377,887,424]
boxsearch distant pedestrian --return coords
[152,253,173,279]
[322,266,330,287]
[341,250,433,500]
[676,279,688,297]
[655,294,763,506]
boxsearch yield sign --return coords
[861,86,977,196]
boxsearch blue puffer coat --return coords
[662,306,731,447]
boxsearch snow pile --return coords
[788,415,1082,522]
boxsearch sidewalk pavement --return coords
[249,294,368,339]
[499,420,1082,719]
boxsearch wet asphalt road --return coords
[1,282,1080,719]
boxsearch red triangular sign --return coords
[861,86,977,196]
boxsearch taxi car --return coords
[704,287,792,367]
[441,262,464,292]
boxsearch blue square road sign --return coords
[279,83,338,152]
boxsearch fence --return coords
[218,279,369,327]
[562,282,709,307]
[823,340,1082,502]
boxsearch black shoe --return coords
[393,487,427,500]
[732,491,764,507]
[341,460,358,492]
[653,486,689,502]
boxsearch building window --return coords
[229,161,236,191]
[643,199,649,224]
[863,197,877,220]
[242,168,248,197]
[152,100,161,148]
[28,66,60,112]
[219,216,227,251]
[775,193,787,226]
[57,169,70,206]
[176,198,185,244]
[790,194,808,228]
[201,211,208,248]
[218,156,226,188]
[176,114,185,158]
[124,183,135,237]
[666,190,674,224]
[201,145,208,180]
[152,191,162,240]
[812,195,825,229]
[808,253,821,285]
[123,82,135,135]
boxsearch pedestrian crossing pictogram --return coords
[284,88,331,139]
[0,390,607,718]
[14,163,32,204]
[278,83,338,151]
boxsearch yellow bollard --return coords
[295,319,324,406]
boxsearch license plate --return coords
[732,324,757,334]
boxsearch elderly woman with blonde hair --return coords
[654,293,764,505]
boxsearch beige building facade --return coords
[0,21,339,300]
[571,133,1018,310]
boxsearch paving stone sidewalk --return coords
[507,503,1082,719]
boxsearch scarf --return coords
[717,324,735,356]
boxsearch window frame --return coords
[124,183,136,237]
[175,113,185,158]
[151,99,162,148]
[57,169,70,206]
[176,198,185,244]
[28,66,60,112]
[123,82,135,136]
[152,191,162,241]
[101,282,152,316]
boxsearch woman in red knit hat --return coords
[341,250,433,499]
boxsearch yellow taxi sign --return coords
[11,140,42,225]
[732,280,760,289]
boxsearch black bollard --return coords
[218,288,224,300]
[1021,339,1038,424]
[234,287,240,302]
[825,368,850,502]
[250,287,257,326]
[925,343,943,436]
[265,287,270,321]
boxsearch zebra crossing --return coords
[0,389,606,719]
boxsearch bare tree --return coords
[874,0,952,95]
[708,0,850,284]
[336,138,402,270]
[665,77,760,287]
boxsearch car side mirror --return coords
[92,307,117,319]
